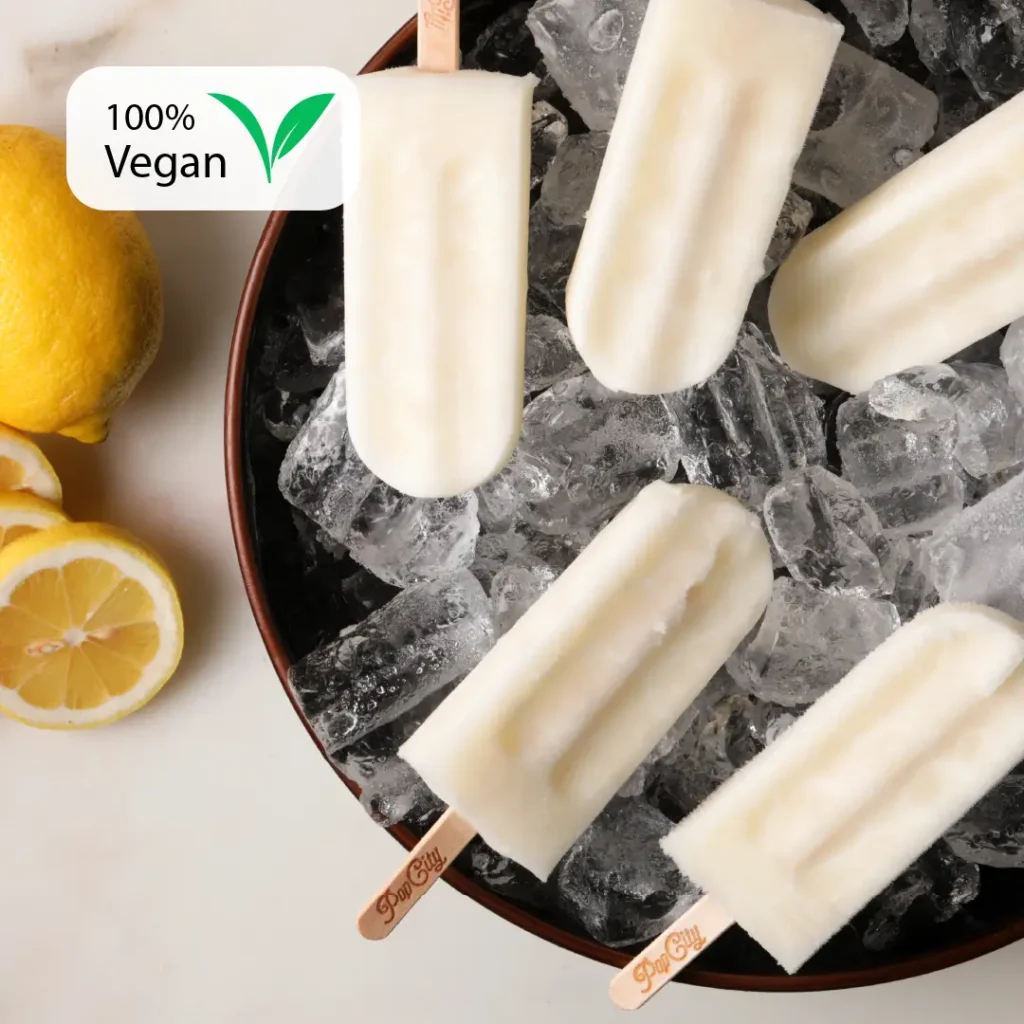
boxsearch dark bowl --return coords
[225,2,1024,993]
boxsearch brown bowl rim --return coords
[223,12,1024,994]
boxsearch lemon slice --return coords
[0,493,68,552]
[0,424,62,505]
[0,523,183,728]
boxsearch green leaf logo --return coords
[271,94,336,165]
[208,92,335,183]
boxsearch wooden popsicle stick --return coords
[419,0,461,73]
[609,896,735,1011]
[357,808,477,940]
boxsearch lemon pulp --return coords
[0,559,160,710]
[0,524,38,547]
[0,457,25,491]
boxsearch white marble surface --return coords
[0,1,1020,1020]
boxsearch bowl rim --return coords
[223,11,1024,994]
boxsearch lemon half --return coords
[0,523,183,728]
[0,425,62,505]
[0,493,68,551]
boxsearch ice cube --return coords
[954,329,1006,365]
[868,364,960,422]
[337,688,453,828]
[649,690,769,815]
[340,569,400,620]
[795,43,938,208]
[512,372,681,534]
[922,469,1024,619]
[1001,317,1024,405]
[524,313,585,393]
[840,0,910,47]
[289,509,345,578]
[861,842,980,952]
[743,277,775,341]
[890,538,940,622]
[491,564,559,635]
[837,395,965,535]
[946,774,1024,869]
[296,291,345,367]
[465,1,547,78]
[527,0,648,131]
[870,363,1024,479]
[531,100,570,190]
[910,0,954,71]
[763,467,899,598]
[287,570,493,754]
[946,0,1024,103]
[932,71,992,144]
[343,754,440,829]
[260,389,313,442]
[260,317,335,394]
[471,530,529,587]
[278,370,376,544]
[471,520,589,587]
[761,189,814,280]
[476,464,522,534]
[539,131,609,227]
[861,866,932,951]
[727,578,901,707]
[556,798,700,948]
[933,365,1024,474]
[346,485,481,589]
[760,708,799,747]
[857,474,966,539]
[967,465,1024,504]
[666,324,827,509]
[527,132,611,315]
[528,201,582,317]
[618,679,731,800]
[469,840,551,908]
[282,370,483,586]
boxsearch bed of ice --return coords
[264,0,1024,967]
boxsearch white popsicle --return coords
[566,0,842,396]
[771,90,1024,394]
[344,2,535,498]
[357,482,773,939]
[611,605,1024,1008]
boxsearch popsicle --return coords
[610,604,1024,1009]
[770,90,1024,394]
[357,481,774,939]
[344,0,535,498]
[566,0,842,396]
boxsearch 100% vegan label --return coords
[67,66,360,211]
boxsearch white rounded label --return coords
[66,66,359,211]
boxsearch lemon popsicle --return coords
[566,0,842,395]
[771,89,1024,393]
[611,605,1024,1008]
[357,482,773,939]
[344,2,535,498]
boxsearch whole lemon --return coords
[0,126,163,442]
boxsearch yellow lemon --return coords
[0,493,68,551]
[0,424,62,504]
[0,523,184,728]
[0,126,163,442]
